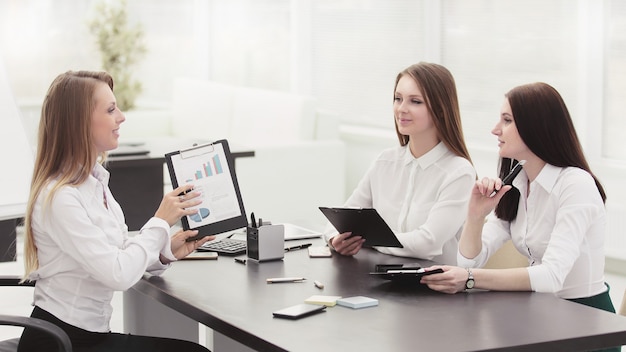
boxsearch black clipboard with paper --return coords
[319,207,403,248]
[165,139,247,241]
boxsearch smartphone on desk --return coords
[272,303,326,320]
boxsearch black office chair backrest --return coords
[0,276,73,352]
[0,315,73,352]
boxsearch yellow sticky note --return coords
[304,295,342,307]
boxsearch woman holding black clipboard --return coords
[325,62,476,264]
[420,83,619,352]
[18,71,212,352]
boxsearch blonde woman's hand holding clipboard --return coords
[155,185,203,226]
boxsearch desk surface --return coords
[131,240,626,351]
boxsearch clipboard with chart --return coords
[165,139,247,241]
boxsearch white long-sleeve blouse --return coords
[327,142,476,264]
[458,164,607,299]
[29,163,176,332]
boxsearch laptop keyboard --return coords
[198,238,247,256]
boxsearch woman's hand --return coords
[419,265,469,294]
[169,229,215,260]
[329,232,365,256]
[155,185,203,227]
[467,177,512,221]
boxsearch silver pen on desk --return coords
[266,277,306,284]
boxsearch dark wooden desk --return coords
[123,240,626,351]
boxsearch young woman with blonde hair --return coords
[19,71,213,352]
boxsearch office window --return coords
[0,0,98,100]
[310,0,425,128]
[604,0,626,161]
[208,0,291,90]
[440,0,579,148]
[0,0,201,106]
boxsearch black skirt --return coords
[18,306,210,352]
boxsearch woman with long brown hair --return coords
[422,83,617,345]
[325,62,476,264]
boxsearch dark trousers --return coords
[18,306,210,352]
[566,283,620,352]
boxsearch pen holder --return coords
[246,224,285,262]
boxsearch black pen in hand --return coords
[284,243,313,252]
[490,160,526,196]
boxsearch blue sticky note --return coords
[336,296,378,309]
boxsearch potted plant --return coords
[89,0,146,111]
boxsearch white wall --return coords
[0,54,33,220]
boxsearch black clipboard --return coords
[319,207,403,248]
[165,139,247,241]
[369,264,443,281]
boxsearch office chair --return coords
[0,275,72,352]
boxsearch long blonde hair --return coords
[23,71,114,280]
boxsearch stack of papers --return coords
[336,296,378,309]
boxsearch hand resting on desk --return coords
[419,265,469,294]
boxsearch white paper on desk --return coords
[169,142,242,228]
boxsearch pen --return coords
[266,277,306,283]
[234,257,246,265]
[502,160,527,185]
[177,187,194,197]
[314,280,324,289]
[490,160,526,196]
[284,243,313,252]
[250,212,257,228]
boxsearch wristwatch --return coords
[465,268,475,290]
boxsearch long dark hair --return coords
[495,82,606,221]
[393,62,472,164]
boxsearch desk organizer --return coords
[246,224,284,262]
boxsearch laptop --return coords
[282,223,322,241]
[196,223,321,255]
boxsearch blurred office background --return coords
[1,0,625,324]
[2,0,625,256]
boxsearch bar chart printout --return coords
[189,154,224,181]
[169,142,242,228]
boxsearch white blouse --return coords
[458,164,607,299]
[29,163,176,332]
[326,142,476,264]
